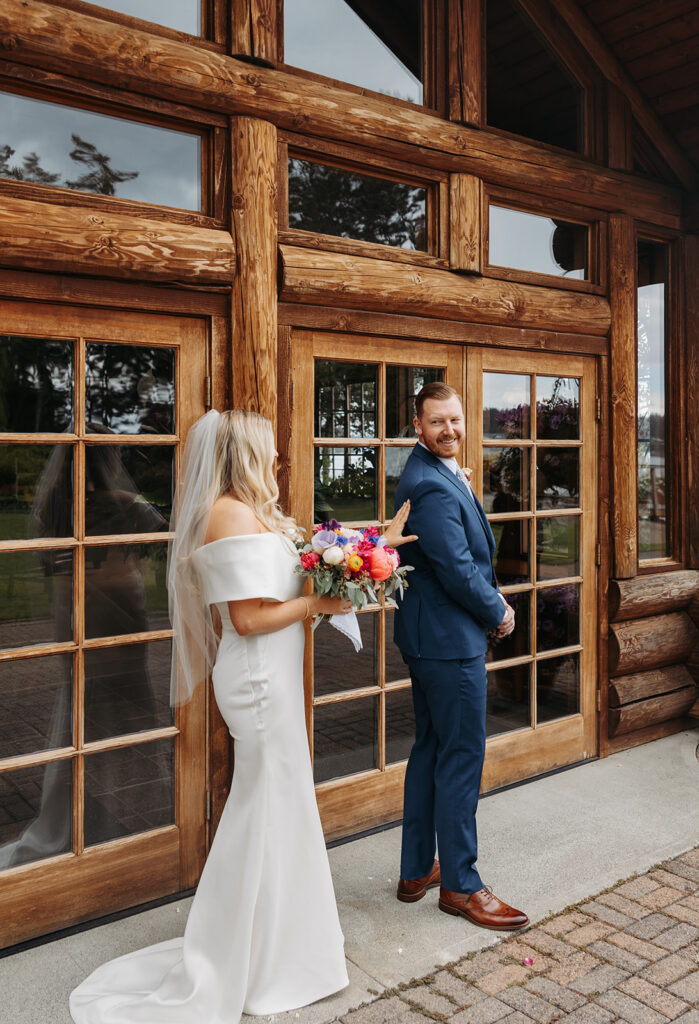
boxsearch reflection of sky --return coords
[284,0,422,103]
[536,376,579,407]
[483,373,530,416]
[1,92,201,211]
[489,206,585,279]
[638,283,665,424]
[86,0,201,35]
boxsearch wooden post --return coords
[231,0,278,64]
[231,115,279,428]
[448,0,482,126]
[686,236,699,570]
[608,214,637,578]
[449,173,481,273]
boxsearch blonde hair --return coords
[214,410,303,542]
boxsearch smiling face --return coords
[414,394,465,459]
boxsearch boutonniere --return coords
[462,467,472,481]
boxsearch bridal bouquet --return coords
[295,519,413,615]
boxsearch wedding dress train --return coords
[70,533,348,1024]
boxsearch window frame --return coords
[482,185,605,294]
[41,0,227,48]
[279,132,449,267]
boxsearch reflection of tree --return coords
[314,448,377,522]
[289,158,426,250]
[535,378,579,439]
[0,337,73,433]
[0,134,138,196]
[86,344,174,435]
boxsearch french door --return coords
[290,331,597,841]
[0,301,207,948]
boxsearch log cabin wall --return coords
[0,0,697,939]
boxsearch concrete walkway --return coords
[1,729,697,1024]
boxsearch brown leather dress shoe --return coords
[397,861,441,903]
[439,885,529,930]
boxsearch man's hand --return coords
[496,597,515,637]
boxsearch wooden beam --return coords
[686,236,699,570]
[231,0,277,64]
[549,0,697,192]
[608,686,697,737]
[448,0,482,126]
[0,0,683,229]
[279,244,611,335]
[609,611,699,676]
[608,214,637,578]
[0,194,233,284]
[609,570,699,622]
[231,116,278,425]
[609,663,695,708]
[606,82,632,172]
[449,173,481,272]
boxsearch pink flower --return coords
[368,547,393,581]
[300,552,320,570]
[385,547,400,570]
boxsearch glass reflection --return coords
[285,0,424,105]
[0,759,72,870]
[85,639,173,742]
[384,608,410,683]
[0,336,73,433]
[1,91,201,210]
[315,361,377,438]
[486,663,530,736]
[0,549,72,650]
[385,447,412,517]
[537,448,579,509]
[386,688,415,764]
[289,158,427,250]
[483,373,530,439]
[85,446,172,535]
[637,241,669,560]
[0,654,72,758]
[386,366,443,437]
[489,206,587,279]
[84,737,174,846]
[86,344,175,435]
[0,445,73,540]
[486,591,530,663]
[491,519,529,584]
[314,446,377,523]
[537,653,579,722]
[85,542,169,639]
[536,377,579,439]
[536,585,579,652]
[314,612,378,696]
[483,446,529,514]
[536,517,579,580]
[87,0,201,35]
[313,697,378,783]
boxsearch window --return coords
[488,205,588,280]
[486,0,584,153]
[637,240,670,561]
[288,157,428,251]
[283,0,425,105]
[78,0,202,36]
[0,91,202,211]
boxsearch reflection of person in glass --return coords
[392,383,529,930]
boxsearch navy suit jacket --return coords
[394,444,503,660]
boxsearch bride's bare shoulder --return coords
[205,497,261,544]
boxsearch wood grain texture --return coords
[0,0,683,229]
[608,213,637,578]
[449,173,481,272]
[608,686,697,736]
[448,0,482,125]
[279,245,611,335]
[231,0,277,63]
[609,663,695,706]
[609,611,699,676]
[0,195,233,284]
[231,116,278,423]
[609,571,699,622]
[686,237,699,570]
[607,716,691,754]
[607,82,632,171]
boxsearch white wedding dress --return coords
[70,533,349,1024]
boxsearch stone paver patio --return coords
[337,848,699,1024]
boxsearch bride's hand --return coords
[312,594,353,616]
[382,500,418,548]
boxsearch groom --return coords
[393,382,529,930]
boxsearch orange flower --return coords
[368,547,393,581]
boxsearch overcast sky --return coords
[88,0,200,35]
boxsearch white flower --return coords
[322,546,344,565]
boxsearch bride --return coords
[70,409,413,1024]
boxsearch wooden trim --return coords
[0,195,234,285]
[597,353,611,757]
[231,0,278,63]
[42,0,220,49]
[279,230,447,271]
[0,0,683,229]
[686,236,699,570]
[448,0,482,126]
[481,715,590,792]
[279,245,611,335]
[449,173,481,272]
[316,763,406,841]
[278,303,608,356]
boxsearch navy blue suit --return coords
[394,443,504,893]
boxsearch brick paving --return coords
[338,848,698,1024]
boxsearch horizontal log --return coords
[609,664,695,707]
[609,611,699,676]
[279,246,611,335]
[609,570,699,622]
[0,0,683,229]
[0,195,234,284]
[608,686,697,737]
